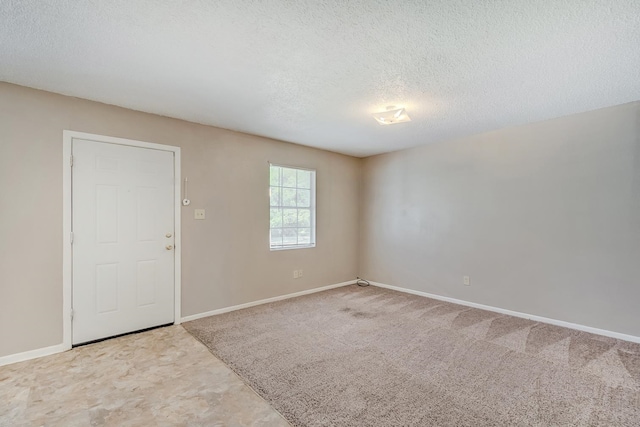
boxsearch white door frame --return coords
[62,130,182,350]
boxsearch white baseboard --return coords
[369,281,640,344]
[181,280,356,323]
[0,343,69,367]
[9,279,632,367]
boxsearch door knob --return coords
[166,245,173,250]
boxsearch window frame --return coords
[268,163,316,251]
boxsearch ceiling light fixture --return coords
[372,106,411,125]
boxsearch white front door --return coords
[72,138,175,345]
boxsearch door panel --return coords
[72,139,175,345]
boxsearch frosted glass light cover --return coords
[372,107,411,125]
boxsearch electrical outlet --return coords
[293,270,299,279]
[194,209,206,220]
[298,269,303,277]
[463,276,470,286]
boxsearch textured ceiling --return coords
[1,1,640,157]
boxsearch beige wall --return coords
[0,83,361,357]
[2,80,639,359]
[360,102,640,336]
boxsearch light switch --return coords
[194,209,206,220]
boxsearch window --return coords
[269,164,316,250]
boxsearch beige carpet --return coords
[184,285,640,426]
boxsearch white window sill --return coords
[270,244,316,251]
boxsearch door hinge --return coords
[70,232,74,244]
[70,309,74,320]
[70,155,74,167]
